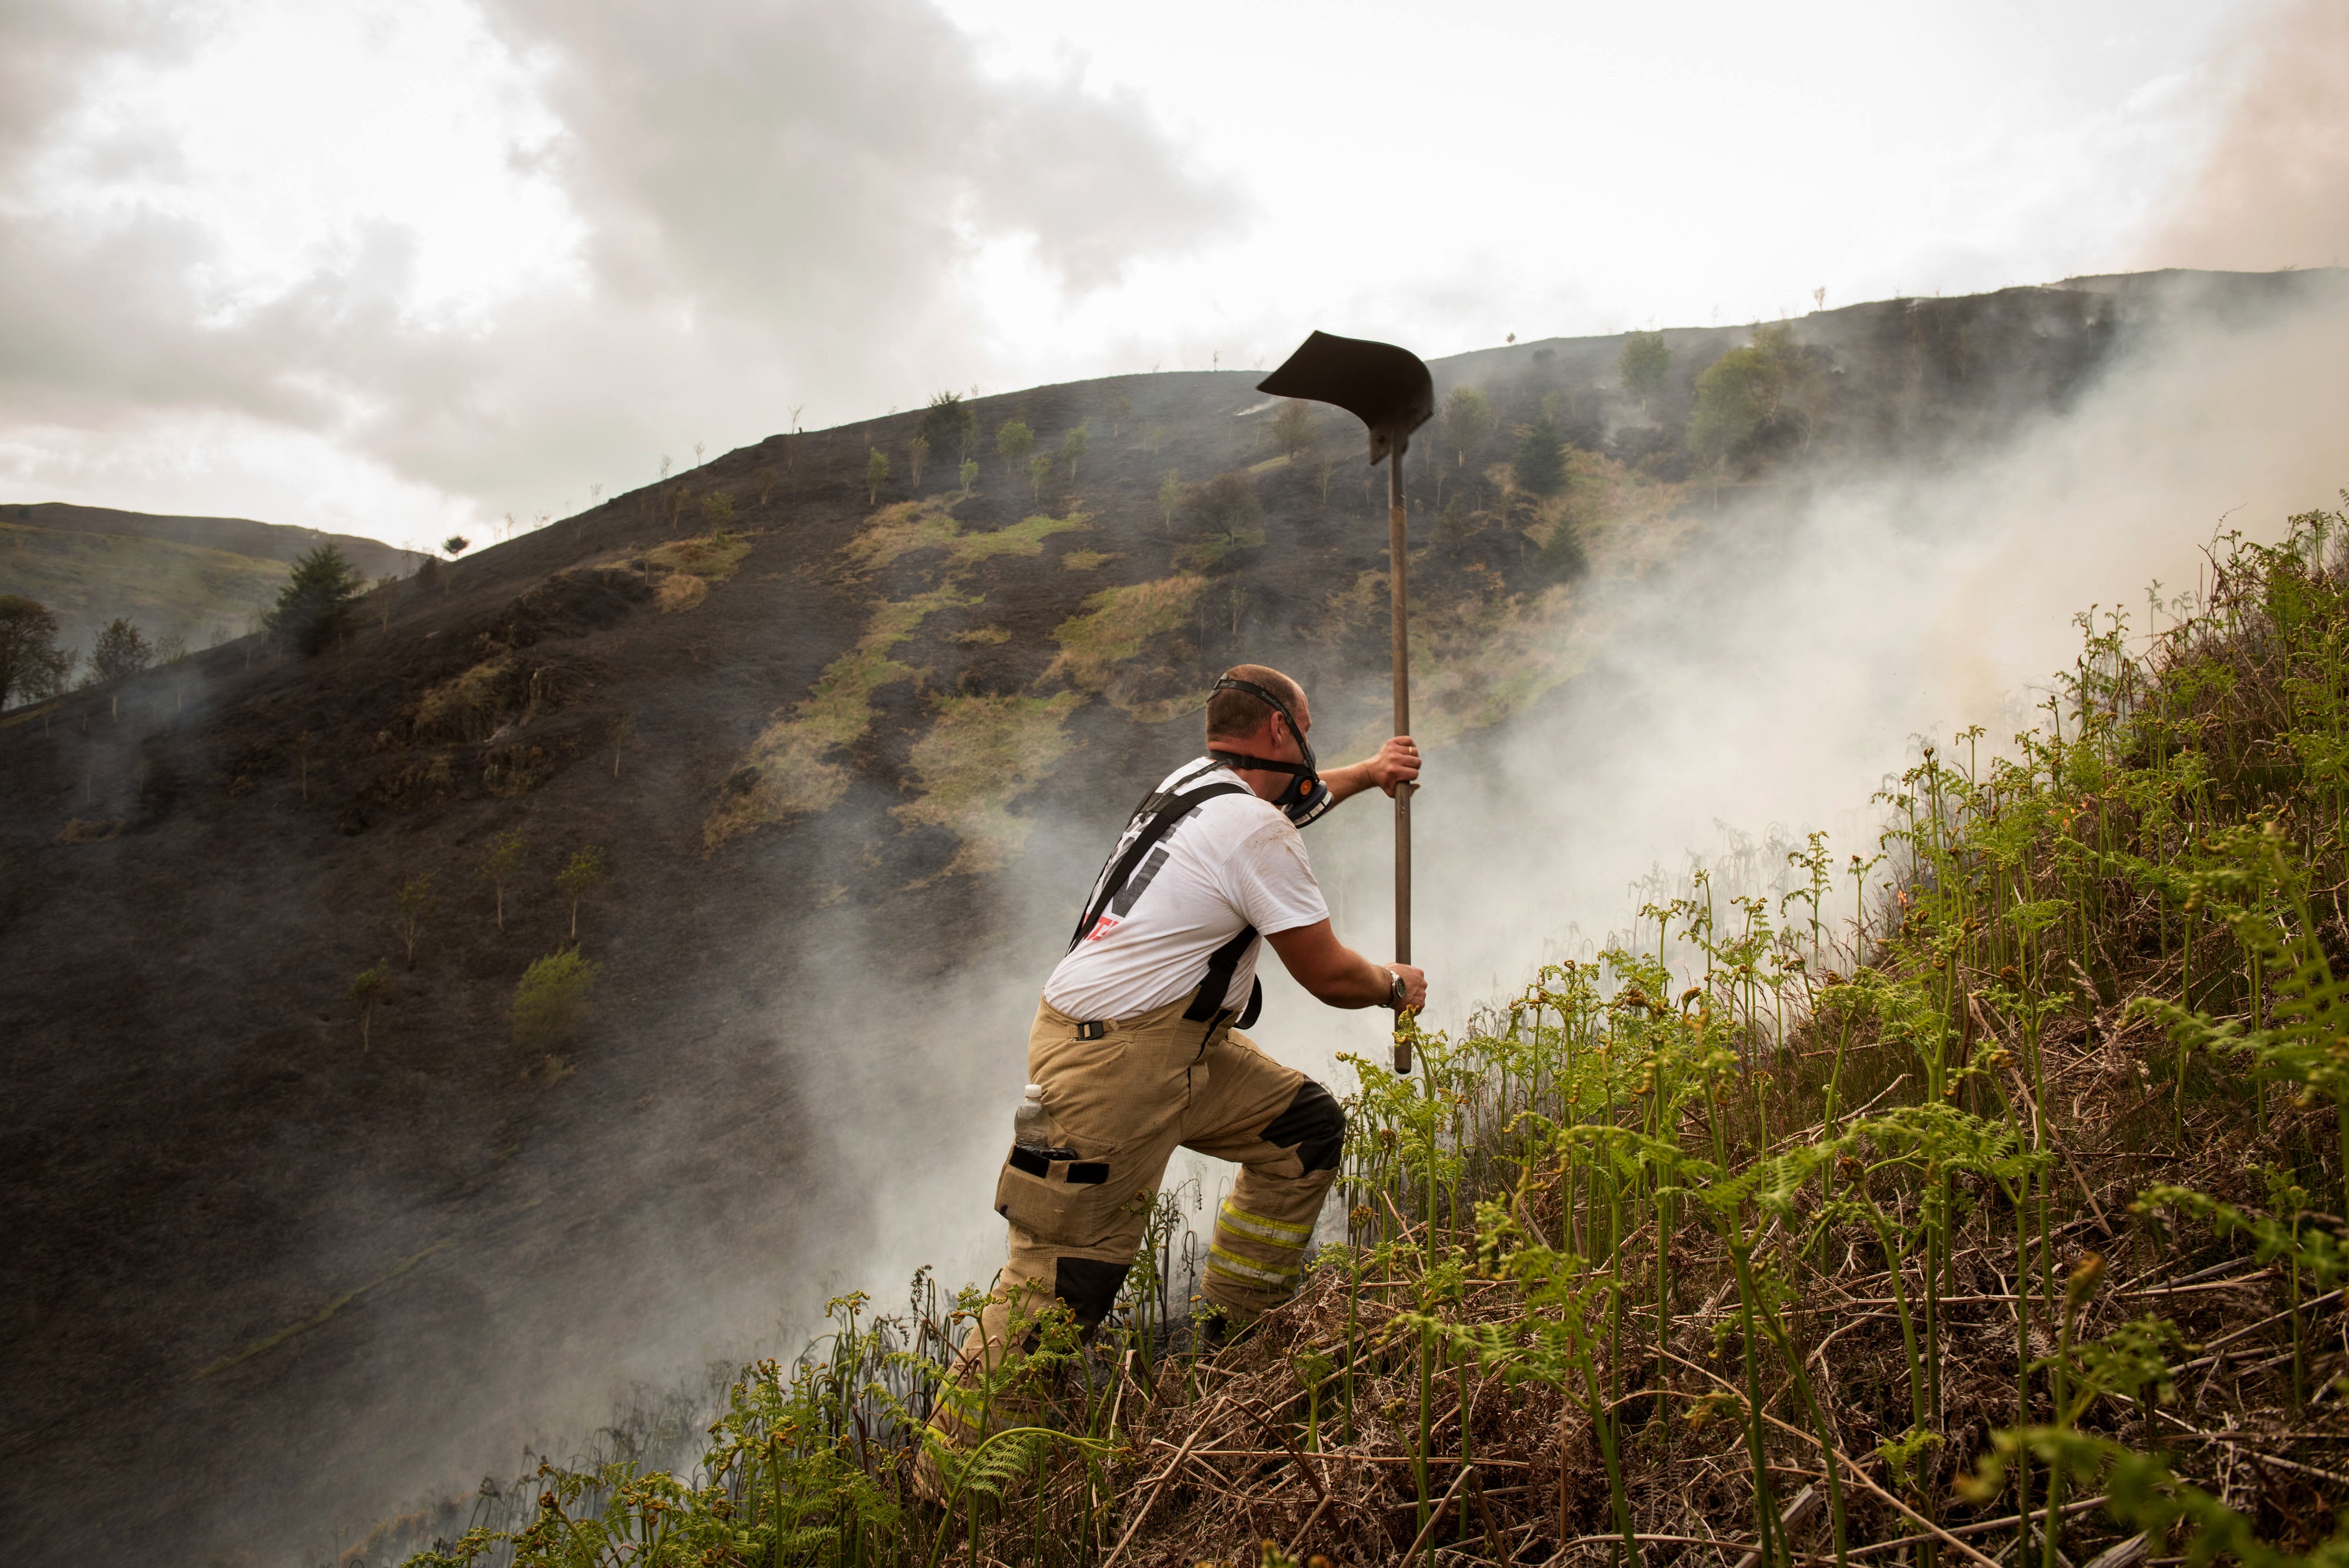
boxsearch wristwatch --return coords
[1385,967,1408,1010]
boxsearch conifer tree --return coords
[266,544,361,655]
[1513,417,1568,497]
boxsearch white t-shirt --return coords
[1044,758,1330,1022]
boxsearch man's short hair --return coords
[1206,664,1305,739]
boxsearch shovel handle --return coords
[1389,449,1414,1075]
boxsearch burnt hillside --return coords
[0,268,2330,1562]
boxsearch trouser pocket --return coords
[992,1144,1119,1246]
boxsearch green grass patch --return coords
[891,691,1086,876]
[1046,574,1207,694]
[1059,549,1118,571]
[842,503,1088,576]
[641,529,753,583]
[704,588,974,849]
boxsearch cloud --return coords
[2146,0,2349,271]
[0,0,1242,536]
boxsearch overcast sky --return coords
[0,0,2338,549]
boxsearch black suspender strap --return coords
[1066,778,1248,952]
[1066,763,1270,1032]
[1181,925,1261,1024]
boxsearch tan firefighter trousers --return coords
[930,992,1347,1449]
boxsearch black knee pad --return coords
[1260,1078,1346,1173]
[1054,1257,1131,1330]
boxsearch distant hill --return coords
[0,502,427,658]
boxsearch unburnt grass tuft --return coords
[400,511,2349,1568]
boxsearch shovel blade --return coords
[1257,330,1433,463]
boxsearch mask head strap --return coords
[1207,677,1322,812]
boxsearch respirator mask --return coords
[1207,677,1334,827]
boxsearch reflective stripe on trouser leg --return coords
[1204,1196,1312,1304]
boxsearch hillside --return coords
[0,501,428,661]
[0,268,2335,1563]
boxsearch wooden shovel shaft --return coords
[1389,449,1414,1074]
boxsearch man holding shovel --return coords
[924,664,1425,1472]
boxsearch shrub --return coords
[511,947,598,1053]
[655,573,709,613]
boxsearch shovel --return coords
[1257,331,1434,1072]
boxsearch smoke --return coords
[2146,0,2349,272]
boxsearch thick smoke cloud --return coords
[0,0,1238,536]
[2148,0,2349,271]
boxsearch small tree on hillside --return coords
[394,872,438,968]
[907,433,931,491]
[1272,399,1315,460]
[512,947,598,1055]
[483,829,526,931]
[996,419,1034,480]
[1687,323,1812,473]
[293,730,315,801]
[921,391,977,463]
[1140,423,1168,457]
[557,846,608,939]
[865,447,889,504]
[1513,418,1568,497]
[1028,452,1052,502]
[1157,469,1182,529]
[351,959,391,1053]
[267,544,361,655]
[702,491,734,529]
[0,595,69,711]
[1315,454,1335,507]
[958,458,978,497]
[1059,422,1090,482]
[1104,391,1133,438]
[1180,472,1266,568]
[1438,386,1495,470]
[1619,329,1671,415]
[608,714,634,779]
[90,617,153,684]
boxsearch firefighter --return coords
[924,662,1426,1476]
